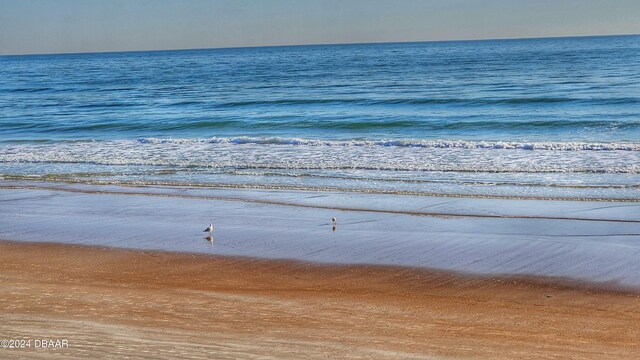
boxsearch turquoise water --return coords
[1,35,639,199]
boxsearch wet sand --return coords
[2,184,640,287]
[1,241,639,359]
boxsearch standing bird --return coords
[203,223,214,234]
[332,217,337,226]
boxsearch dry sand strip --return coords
[0,241,639,359]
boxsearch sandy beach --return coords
[1,240,639,359]
[1,184,639,358]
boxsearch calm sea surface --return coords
[1,35,639,199]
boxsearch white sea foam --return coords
[1,138,640,175]
[136,137,640,151]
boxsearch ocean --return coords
[1,35,639,200]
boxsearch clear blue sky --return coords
[1,0,639,55]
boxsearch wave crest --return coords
[137,137,640,151]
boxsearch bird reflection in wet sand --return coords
[332,225,336,232]
[203,222,215,246]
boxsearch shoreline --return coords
[1,183,640,287]
[4,182,640,221]
[1,240,639,359]
[2,177,640,203]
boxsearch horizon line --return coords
[2,32,638,57]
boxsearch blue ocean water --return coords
[1,35,639,199]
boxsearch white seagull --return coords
[332,217,337,226]
[203,223,214,234]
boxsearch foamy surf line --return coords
[1,183,640,287]
[136,137,640,151]
[4,137,640,150]
[2,138,639,176]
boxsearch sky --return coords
[0,0,639,55]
